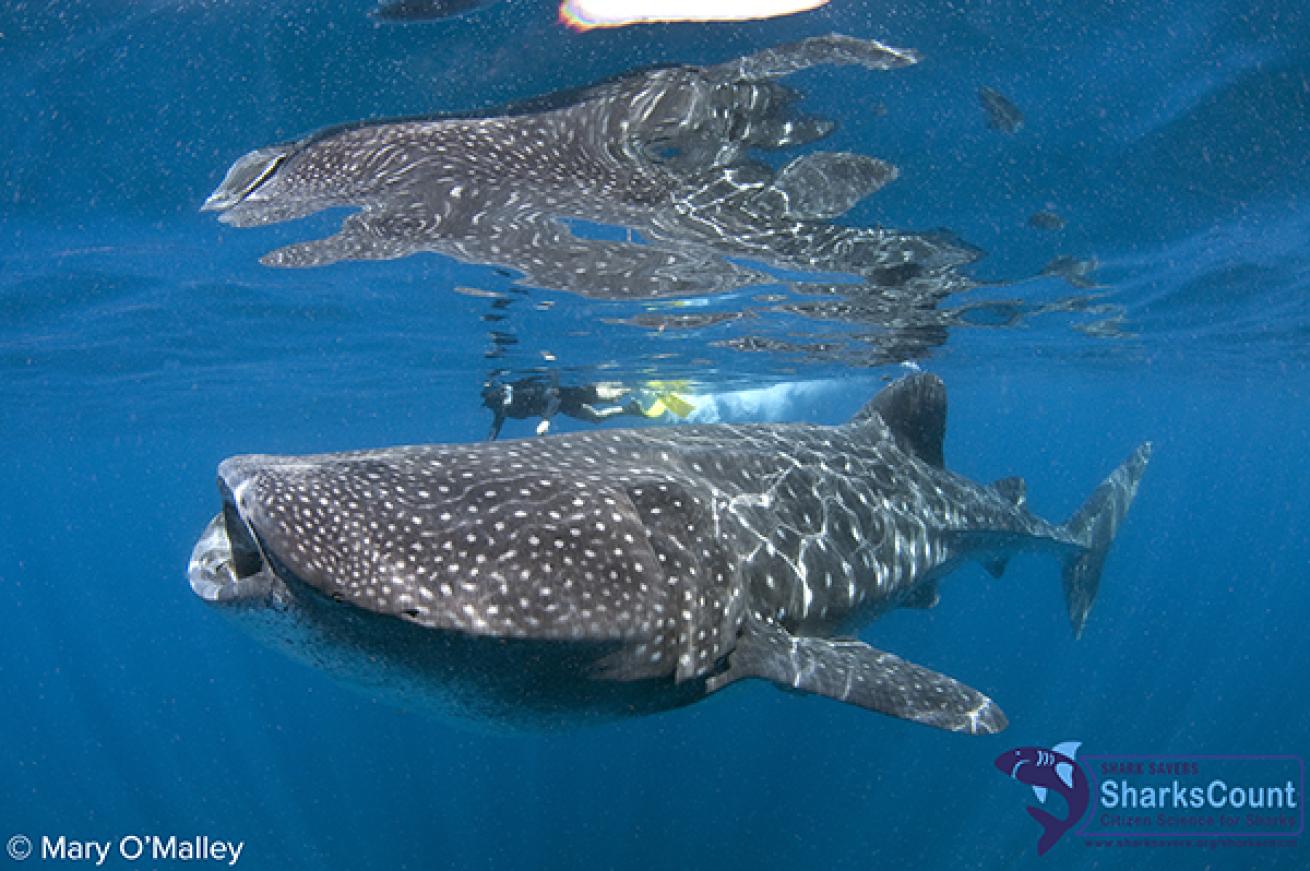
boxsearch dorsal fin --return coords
[851,373,946,468]
[992,476,1027,508]
[769,152,898,220]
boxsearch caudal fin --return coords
[1026,805,1066,856]
[1061,443,1152,638]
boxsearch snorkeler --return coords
[482,374,645,439]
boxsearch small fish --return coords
[979,86,1024,133]
[371,0,491,22]
[995,743,1089,855]
[1028,210,1065,231]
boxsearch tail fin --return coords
[1025,805,1065,856]
[1061,443,1152,638]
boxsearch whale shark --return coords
[200,35,976,303]
[188,375,1150,733]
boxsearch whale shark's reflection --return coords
[204,34,1107,366]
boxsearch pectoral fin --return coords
[261,219,410,267]
[706,617,1007,734]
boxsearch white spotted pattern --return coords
[218,403,1081,686]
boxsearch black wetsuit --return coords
[483,377,630,440]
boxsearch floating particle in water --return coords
[979,86,1024,133]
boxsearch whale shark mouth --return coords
[200,145,290,213]
[187,483,278,604]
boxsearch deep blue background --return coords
[2,1,1308,869]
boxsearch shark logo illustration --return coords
[995,742,1090,855]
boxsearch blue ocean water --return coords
[2,1,1308,869]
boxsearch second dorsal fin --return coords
[992,476,1027,508]
[851,373,946,468]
